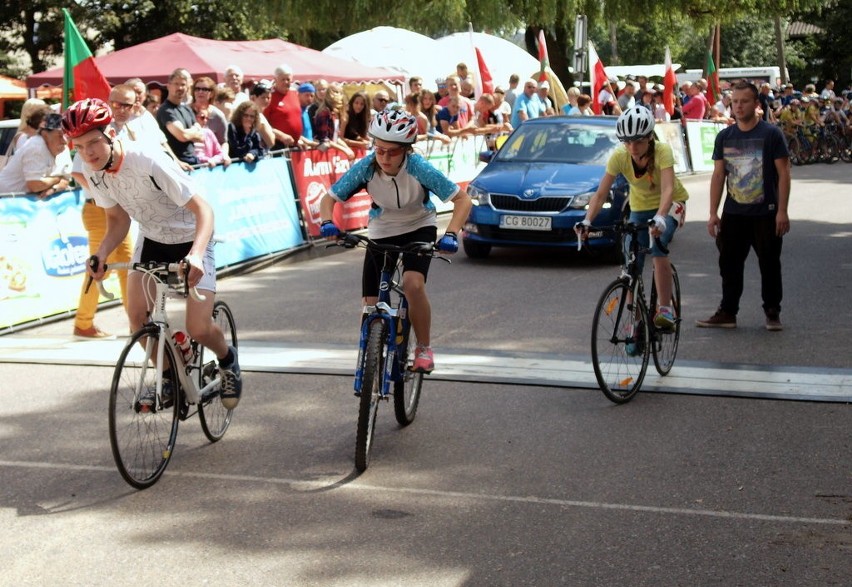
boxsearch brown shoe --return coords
[765,311,783,331]
[73,326,115,339]
[696,310,737,328]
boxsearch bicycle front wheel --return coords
[652,265,682,376]
[355,319,386,472]
[393,319,423,426]
[198,300,237,442]
[109,326,180,489]
[591,279,649,404]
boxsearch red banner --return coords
[289,148,372,237]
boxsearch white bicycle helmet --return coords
[369,109,418,144]
[615,106,655,141]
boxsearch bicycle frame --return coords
[353,253,409,398]
[98,262,221,409]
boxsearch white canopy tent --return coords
[323,27,548,95]
[434,32,541,90]
[603,64,682,80]
[322,26,449,91]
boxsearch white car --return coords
[0,118,21,171]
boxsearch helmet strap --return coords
[98,129,116,172]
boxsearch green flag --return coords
[706,51,721,103]
[62,8,111,109]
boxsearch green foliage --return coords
[0,0,841,89]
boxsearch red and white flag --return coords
[537,29,549,83]
[588,42,611,115]
[474,47,494,96]
[663,46,677,116]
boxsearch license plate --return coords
[499,215,552,231]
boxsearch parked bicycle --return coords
[90,259,238,489]
[331,232,449,472]
[582,221,682,404]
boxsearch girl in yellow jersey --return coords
[576,106,689,331]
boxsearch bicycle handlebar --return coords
[576,219,669,256]
[327,232,451,263]
[85,257,206,302]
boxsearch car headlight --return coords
[467,184,489,205]
[569,190,614,210]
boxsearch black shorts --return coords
[139,238,193,263]
[361,226,438,298]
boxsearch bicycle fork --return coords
[353,304,396,396]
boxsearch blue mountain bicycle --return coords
[333,232,449,472]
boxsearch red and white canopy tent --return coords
[27,33,405,89]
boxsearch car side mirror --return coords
[479,151,494,163]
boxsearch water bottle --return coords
[173,330,193,364]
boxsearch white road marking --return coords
[1,459,847,526]
[1,336,850,402]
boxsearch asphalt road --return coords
[1,163,849,586]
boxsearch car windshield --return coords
[495,121,620,165]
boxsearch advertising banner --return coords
[0,190,122,330]
[290,148,373,237]
[685,121,725,172]
[193,157,306,267]
[654,123,691,174]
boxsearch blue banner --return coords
[191,157,306,267]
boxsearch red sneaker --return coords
[412,346,434,373]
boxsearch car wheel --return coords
[462,238,491,259]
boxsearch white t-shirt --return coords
[81,141,199,244]
[0,134,57,194]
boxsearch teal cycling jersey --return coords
[329,151,459,239]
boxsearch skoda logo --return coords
[521,189,538,200]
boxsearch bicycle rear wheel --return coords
[355,319,386,472]
[198,300,237,442]
[109,326,180,489]
[651,265,682,376]
[393,318,423,426]
[787,136,803,166]
[591,279,649,404]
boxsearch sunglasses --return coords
[194,87,213,92]
[110,101,134,111]
[374,145,406,157]
[620,136,650,145]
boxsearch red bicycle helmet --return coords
[62,98,113,138]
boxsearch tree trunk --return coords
[609,22,619,65]
[774,16,788,86]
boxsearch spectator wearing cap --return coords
[597,79,621,115]
[537,80,554,116]
[264,64,302,149]
[0,112,70,196]
[435,78,449,103]
[780,83,795,107]
[297,82,318,145]
[248,80,276,148]
[372,89,390,115]
[224,65,249,106]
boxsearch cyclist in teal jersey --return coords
[319,109,472,373]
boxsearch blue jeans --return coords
[625,209,677,273]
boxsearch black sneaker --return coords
[696,309,737,329]
[765,310,783,331]
[219,346,242,409]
